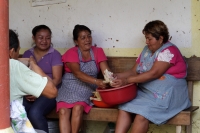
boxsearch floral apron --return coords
[56,48,98,106]
[119,42,191,124]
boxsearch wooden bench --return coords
[47,56,200,133]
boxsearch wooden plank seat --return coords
[46,56,200,133]
[47,106,199,125]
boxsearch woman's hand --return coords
[96,79,108,89]
[112,73,118,79]
[25,95,36,102]
[28,56,52,79]
[110,78,127,87]
[29,56,37,70]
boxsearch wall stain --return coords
[116,40,119,42]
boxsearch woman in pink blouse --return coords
[56,25,111,133]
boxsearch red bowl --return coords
[97,83,137,105]
[92,99,115,108]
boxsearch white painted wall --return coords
[9,0,191,49]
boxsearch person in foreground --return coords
[56,25,111,133]
[111,20,191,133]
[22,25,63,133]
[9,29,57,133]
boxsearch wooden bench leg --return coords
[176,125,192,133]
[176,126,182,133]
[186,125,192,133]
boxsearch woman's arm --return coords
[112,61,171,87]
[29,56,49,78]
[127,61,171,83]
[52,65,63,86]
[114,63,138,79]
[28,56,57,98]
[99,61,111,73]
[67,62,107,88]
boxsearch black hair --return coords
[142,20,169,43]
[73,25,91,41]
[9,29,19,52]
[32,25,52,37]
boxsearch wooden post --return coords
[0,0,14,132]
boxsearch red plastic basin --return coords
[92,99,115,108]
[97,83,137,105]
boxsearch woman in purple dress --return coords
[22,25,63,133]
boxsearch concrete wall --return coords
[10,0,192,55]
[9,0,200,132]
